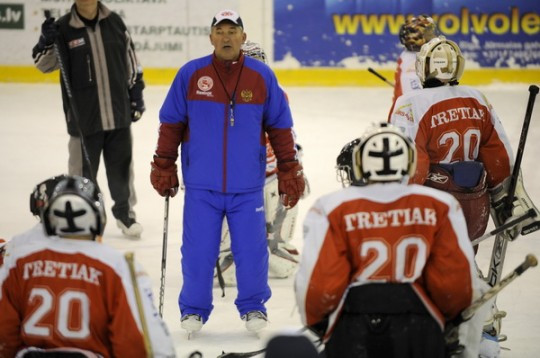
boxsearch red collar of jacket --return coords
[212,52,245,74]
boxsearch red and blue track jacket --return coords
[158,52,297,193]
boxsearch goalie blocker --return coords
[490,171,540,240]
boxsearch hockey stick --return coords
[44,10,97,187]
[463,254,537,321]
[445,254,537,352]
[158,195,170,317]
[471,208,536,247]
[486,85,538,287]
[505,84,539,209]
[217,348,266,358]
[215,258,226,297]
[217,327,315,357]
[367,67,395,87]
[125,252,154,357]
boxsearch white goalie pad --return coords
[455,281,495,358]
[264,175,280,225]
[490,171,540,240]
[269,242,299,278]
[215,174,302,285]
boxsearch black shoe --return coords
[116,216,143,238]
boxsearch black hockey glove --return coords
[39,17,58,49]
[444,319,465,357]
[306,318,329,339]
[129,81,145,122]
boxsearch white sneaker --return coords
[479,331,501,358]
[116,217,143,238]
[242,311,268,332]
[181,314,203,333]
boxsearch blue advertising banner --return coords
[274,0,540,68]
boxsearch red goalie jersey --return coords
[295,183,482,333]
[388,85,513,188]
[0,236,175,358]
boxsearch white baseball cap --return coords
[211,9,244,28]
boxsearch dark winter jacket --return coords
[32,2,143,136]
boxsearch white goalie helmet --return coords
[42,176,106,239]
[415,35,465,85]
[352,123,417,183]
[241,40,268,64]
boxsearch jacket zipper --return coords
[86,55,93,83]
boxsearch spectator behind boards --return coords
[150,9,305,335]
[32,0,145,238]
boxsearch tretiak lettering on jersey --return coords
[23,260,103,285]
[344,207,437,231]
[430,107,485,128]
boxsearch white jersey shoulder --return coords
[313,182,459,214]
[390,85,491,140]
[397,50,422,94]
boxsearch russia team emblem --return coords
[198,76,213,91]
[241,89,253,102]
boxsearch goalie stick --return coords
[158,195,170,317]
[217,348,266,358]
[217,327,315,358]
[471,208,536,247]
[44,10,97,187]
[125,252,154,357]
[367,67,395,87]
[486,84,539,287]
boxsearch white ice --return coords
[1,82,539,357]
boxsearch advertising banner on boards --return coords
[0,0,237,67]
[274,0,540,68]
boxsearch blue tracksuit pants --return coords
[179,188,271,322]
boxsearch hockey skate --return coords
[116,216,143,238]
[181,314,203,339]
[482,301,507,345]
[479,331,501,358]
[242,311,268,332]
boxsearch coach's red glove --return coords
[150,156,179,197]
[278,161,305,209]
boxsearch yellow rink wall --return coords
[0,66,538,86]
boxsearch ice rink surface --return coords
[1,82,539,357]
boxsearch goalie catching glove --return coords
[490,171,540,240]
[150,156,179,197]
[277,161,305,209]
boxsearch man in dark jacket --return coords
[32,0,145,238]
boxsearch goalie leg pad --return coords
[279,204,298,244]
[268,243,299,278]
[264,175,280,225]
[426,163,490,241]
